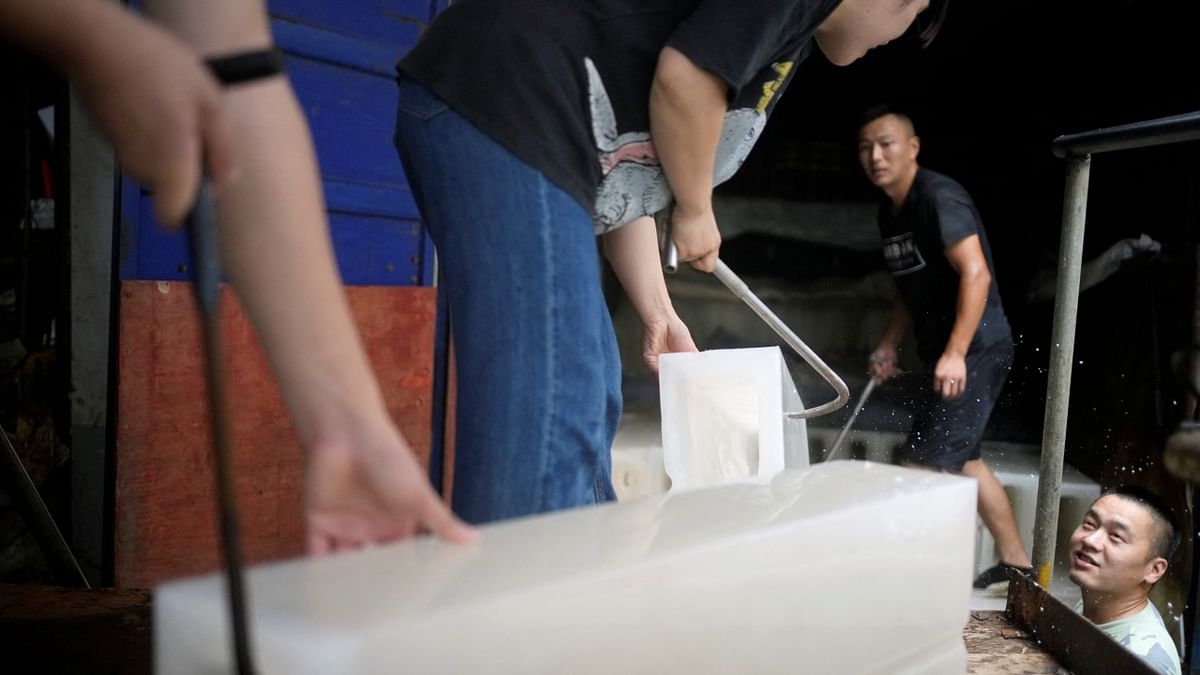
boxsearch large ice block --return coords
[659,347,808,491]
[610,409,671,500]
[156,462,977,674]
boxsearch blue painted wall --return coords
[118,0,438,286]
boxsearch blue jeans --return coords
[393,78,620,524]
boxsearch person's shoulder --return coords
[1130,604,1181,674]
[912,168,977,231]
[918,168,972,201]
[918,169,980,227]
[1138,600,1172,631]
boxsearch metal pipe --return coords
[659,233,849,419]
[1052,110,1200,158]
[655,209,678,274]
[191,52,284,675]
[824,376,878,461]
[187,180,255,675]
[1032,154,1091,588]
[711,260,850,418]
[0,424,90,587]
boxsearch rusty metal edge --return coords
[1005,569,1158,675]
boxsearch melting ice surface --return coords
[156,462,977,674]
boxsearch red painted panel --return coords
[115,281,437,587]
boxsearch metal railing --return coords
[1052,111,1200,158]
[1032,110,1200,588]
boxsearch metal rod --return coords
[1032,155,1091,588]
[711,260,850,419]
[174,55,286,673]
[187,180,255,675]
[661,236,678,274]
[0,424,90,587]
[198,309,254,674]
[824,377,878,462]
[656,210,678,274]
[1052,110,1200,158]
[659,231,849,419]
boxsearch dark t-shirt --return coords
[877,168,1012,364]
[398,0,840,232]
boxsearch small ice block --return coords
[659,347,808,492]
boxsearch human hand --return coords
[869,345,900,382]
[641,314,698,375]
[68,13,238,227]
[305,415,476,554]
[670,204,721,273]
[933,351,967,399]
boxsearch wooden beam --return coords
[114,282,437,587]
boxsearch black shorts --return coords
[897,339,1014,472]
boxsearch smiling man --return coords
[1069,486,1181,675]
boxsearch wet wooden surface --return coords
[967,610,1063,674]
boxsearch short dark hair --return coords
[913,0,950,48]
[858,103,916,136]
[1105,485,1181,561]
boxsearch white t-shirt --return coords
[1074,599,1181,675]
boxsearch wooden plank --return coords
[965,611,1061,674]
[114,281,437,588]
[0,583,152,675]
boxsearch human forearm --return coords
[932,268,987,398]
[649,47,726,218]
[945,266,989,358]
[603,216,698,374]
[217,83,388,445]
[649,46,727,271]
[4,0,237,225]
[877,295,910,350]
[0,0,119,72]
[142,0,269,55]
[144,0,385,445]
[869,295,909,380]
[602,216,676,326]
[215,95,473,545]
[934,235,991,398]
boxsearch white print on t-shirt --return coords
[882,231,926,276]
[586,57,790,233]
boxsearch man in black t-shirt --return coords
[858,105,1031,594]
